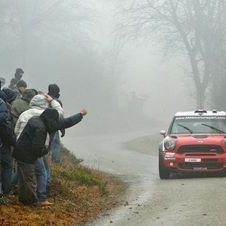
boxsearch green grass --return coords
[61,145,84,164]
[51,147,107,194]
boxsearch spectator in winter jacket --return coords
[0,97,10,204]
[0,88,17,204]
[14,108,87,205]
[0,88,17,146]
[11,89,36,125]
[10,89,36,191]
[14,93,64,205]
[1,88,18,147]
[48,84,63,163]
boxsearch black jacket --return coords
[0,98,16,146]
[14,109,83,163]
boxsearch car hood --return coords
[169,134,226,146]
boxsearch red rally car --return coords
[159,110,226,179]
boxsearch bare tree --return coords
[119,0,226,108]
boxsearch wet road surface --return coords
[63,131,226,226]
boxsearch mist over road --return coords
[63,131,226,226]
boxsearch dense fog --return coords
[0,1,203,135]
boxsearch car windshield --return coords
[169,116,226,134]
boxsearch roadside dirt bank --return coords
[0,147,127,226]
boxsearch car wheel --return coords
[159,153,170,179]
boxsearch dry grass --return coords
[0,147,126,225]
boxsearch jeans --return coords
[51,132,61,163]
[43,155,51,196]
[35,157,47,201]
[0,145,13,194]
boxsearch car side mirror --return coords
[160,130,166,137]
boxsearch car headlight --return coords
[164,137,176,151]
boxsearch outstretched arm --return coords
[57,108,87,130]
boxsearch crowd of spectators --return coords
[0,68,87,205]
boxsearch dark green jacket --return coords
[11,89,36,125]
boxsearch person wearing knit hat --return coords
[47,84,63,164]
[48,84,60,99]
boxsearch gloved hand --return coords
[60,129,65,137]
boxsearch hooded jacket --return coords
[14,109,83,163]
[14,94,63,139]
[14,109,59,163]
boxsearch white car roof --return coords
[175,110,226,117]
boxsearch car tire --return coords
[159,153,170,179]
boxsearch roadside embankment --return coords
[0,147,127,226]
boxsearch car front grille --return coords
[179,162,223,170]
[177,145,224,154]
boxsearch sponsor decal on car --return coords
[176,116,226,120]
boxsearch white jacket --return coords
[15,95,63,139]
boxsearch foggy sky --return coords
[0,1,196,133]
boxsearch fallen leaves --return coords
[0,148,127,225]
